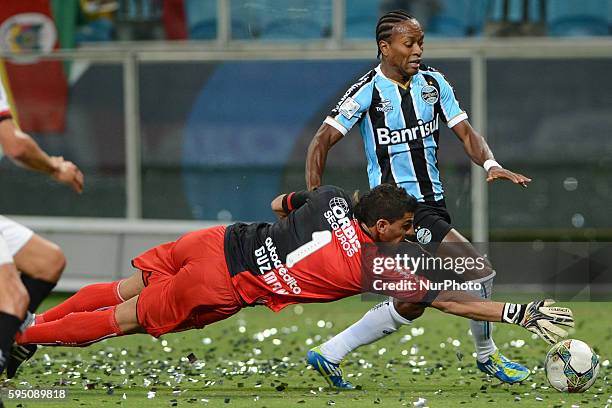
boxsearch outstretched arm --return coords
[430,290,574,344]
[451,120,531,187]
[0,118,84,193]
[305,123,344,191]
[430,290,503,321]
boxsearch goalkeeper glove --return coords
[502,299,574,344]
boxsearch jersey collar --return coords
[358,221,375,244]
[375,64,412,90]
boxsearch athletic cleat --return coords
[477,350,530,383]
[6,344,37,379]
[307,347,354,389]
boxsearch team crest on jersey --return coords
[416,227,432,244]
[339,97,361,119]
[421,85,439,105]
[376,99,393,113]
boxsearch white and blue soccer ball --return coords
[545,339,600,393]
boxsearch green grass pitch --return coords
[1,294,610,407]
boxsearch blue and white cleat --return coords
[477,350,530,383]
[307,347,354,389]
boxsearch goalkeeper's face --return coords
[374,212,414,244]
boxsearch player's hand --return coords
[273,209,288,220]
[503,299,574,344]
[486,167,531,188]
[51,156,84,193]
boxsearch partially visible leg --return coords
[114,296,144,334]
[308,299,425,389]
[14,234,65,314]
[435,229,497,363]
[319,299,424,364]
[0,221,42,377]
[0,265,30,320]
[426,229,528,383]
[37,270,145,324]
[0,263,29,373]
[16,296,142,347]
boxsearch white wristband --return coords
[483,159,502,172]
[0,237,14,265]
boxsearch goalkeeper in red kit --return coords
[12,185,572,378]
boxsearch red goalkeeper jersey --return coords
[224,186,370,311]
[224,185,429,312]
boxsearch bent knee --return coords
[0,275,30,318]
[32,243,65,282]
[46,244,66,281]
[393,300,425,321]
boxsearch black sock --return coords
[20,275,57,313]
[0,312,22,372]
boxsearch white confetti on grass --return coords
[413,397,427,406]
[410,327,425,336]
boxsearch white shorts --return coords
[0,215,34,256]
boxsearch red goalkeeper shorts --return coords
[132,226,245,337]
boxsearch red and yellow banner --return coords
[0,0,68,132]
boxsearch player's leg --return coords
[403,206,530,382]
[15,297,141,347]
[13,234,65,314]
[432,228,529,382]
[35,270,145,324]
[434,228,497,362]
[1,218,33,376]
[6,271,146,378]
[309,298,424,389]
[0,262,30,375]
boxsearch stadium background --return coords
[0,2,611,407]
[0,0,611,286]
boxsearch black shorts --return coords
[412,199,453,253]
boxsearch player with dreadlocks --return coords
[305,10,532,388]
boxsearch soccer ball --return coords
[545,339,600,393]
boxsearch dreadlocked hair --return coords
[375,10,415,59]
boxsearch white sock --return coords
[466,273,497,363]
[319,299,411,364]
